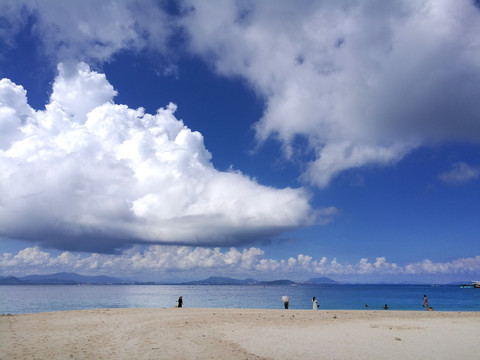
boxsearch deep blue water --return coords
[1,284,479,314]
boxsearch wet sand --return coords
[1,308,479,359]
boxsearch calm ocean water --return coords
[1,284,479,314]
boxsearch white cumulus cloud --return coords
[2,246,479,282]
[3,0,479,187]
[0,63,322,253]
[182,0,480,187]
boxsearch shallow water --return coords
[1,284,479,314]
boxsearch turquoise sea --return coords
[1,284,479,314]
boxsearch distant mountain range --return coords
[2,273,468,286]
[0,273,339,286]
[0,272,126,285]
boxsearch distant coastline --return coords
[0,273,338,286]
[0,272,473,286]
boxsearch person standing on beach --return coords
[312,296,318,310]
[282,295,290,309]
[423,295,428,309]
[177,296,183,308]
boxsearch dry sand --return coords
[1,308,479,360]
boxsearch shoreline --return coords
[1,308,479,359]
[3,307,480,315]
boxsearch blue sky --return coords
[1,0,479,283]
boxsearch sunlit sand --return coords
[1,308,479,359]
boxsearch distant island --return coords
[0,273,339,286]
[179,277,299,286]
[305,277,339,285]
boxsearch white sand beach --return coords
[1,308,479,360]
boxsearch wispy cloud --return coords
[438,162,480,186]
[0,0,172,65]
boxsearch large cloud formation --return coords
[182,0,480,186]
[1,0,479,258]
[2,0,479,189]
[0,63,322,253]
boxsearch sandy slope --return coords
[1,308,479,359]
